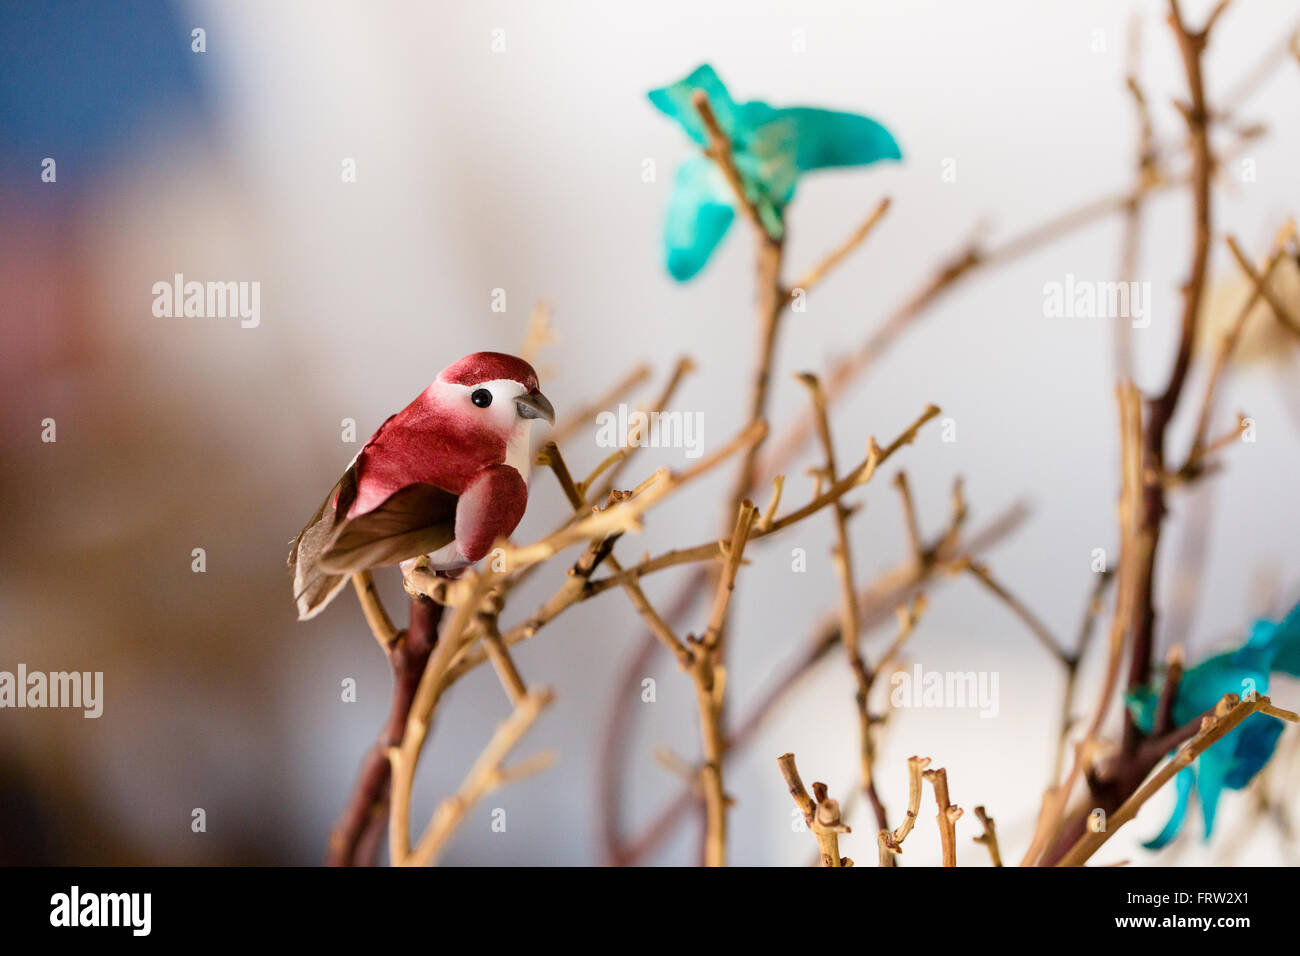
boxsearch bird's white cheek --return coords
[506,420,533,483]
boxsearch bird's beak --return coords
[515,390,555,424]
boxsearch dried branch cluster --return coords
[325,0,1300,867]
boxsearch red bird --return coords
[290,352,554,621]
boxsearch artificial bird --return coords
[289,352,554,621]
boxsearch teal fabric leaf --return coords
[743,105,903,174]
[1223,713,1284,789]
[1264,600,1300,677]
[1195,743,1232,838]
[1127,631,1287,849]
[1142,768,1194,850]
[648,63,902,281]
[647,64,737,147]
[663,156,736,281]
[1125,684,1158,732]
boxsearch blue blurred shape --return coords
[0,0,209,199]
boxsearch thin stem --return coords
[923,767,963,867]
[784,197,891,303]
[778,754,851,867]
[692,499,757,866]
[1058,694,1298,866]
[972,805,1004,867]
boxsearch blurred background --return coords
[1,0,1297,866]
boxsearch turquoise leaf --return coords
[1125,619,1291,849]
[1142,768,1193,850]
[663,156,736,282]
[647,64,737,148]
[648,63,901,281]
[1261,600,1300,677]
[740,104,902,177]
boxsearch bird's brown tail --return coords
[289,467,360,621]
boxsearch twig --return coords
[796,372,896,832]
[587,406,940,593]
[693,82,788,608]
[518,300,556,365]
[320,10,1300,869]
[387,570,498,864]
[592,40,1280,853]
[692,90,767,234]
[1122,0,1221,739]
[1115,14,1156,382]
[549,447,707,673]
[584,356,697,501]
[700,500,757,655]
[479,615,528,706]
[400,688,555,867]
[619,557,693,669]
[878,755,930,865]
[1222,18,1300,108]
[1052,568,1115,784]
[726,236,784,542]
[326,594,444,866]
[351,571,398,649]
[858,598,926,846]
[1152,645,1185,738]
[1022,383,1146,866]
[784,197,891,303]
[923,767,963,867]
[874,599,927,680]
[550,362,652,446]
[757,125,1261,485]
[1058,693,1298,866]
[692,499,757,866]
[777,753,852,867]
[489,419,766,574]
[613,502,1028,866]
[603,12,1290,860]
[893,471,926,568]
[1026,2,1242,870]
[1225,234,1300,340]
[433,506,623,689]
[756,475,785,532]
[957,558,1071,665]
[972,806,1003,867]
[1025,11,1238,869]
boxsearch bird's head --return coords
[432,352,555,442]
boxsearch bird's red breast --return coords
[347,386,509,517]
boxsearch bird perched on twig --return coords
[289,352,554,621]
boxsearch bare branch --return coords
[923,767,963,867]
[972,805,1003,867]
[778,753,852,867]
[1058,693,1298,866]
[785,197,891,303]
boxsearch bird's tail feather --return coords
[288,470,459,622]
[294,569,349,621]
[290,506,351,620]
[289,467,360,621]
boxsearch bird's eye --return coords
[471,388,493,408]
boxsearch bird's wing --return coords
[316,482,459,574]
[288,463,361,620]
[289,462,359,567]
[452,463,529,563]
